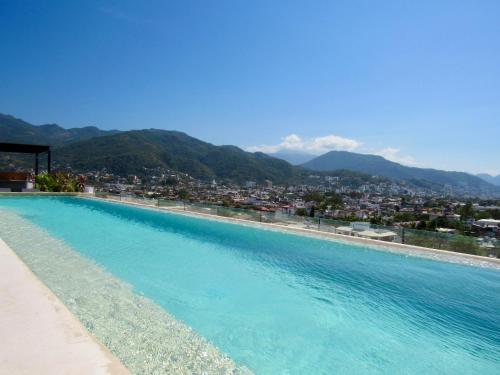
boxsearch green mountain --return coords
[268,150,316,165]
[301,151,499,196]
[1,113,299,184]
[53,129,300,184]
[2,113,499,195]
[0,113,118,145]
[477,173,500,187]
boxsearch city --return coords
[82,166,499,255]
[1,1,499,375]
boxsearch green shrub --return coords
[405,230,486,256]
[35,173,80,192]
[296,208,307,216]
[445,236,486,256]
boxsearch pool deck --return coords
[0,237,130,375]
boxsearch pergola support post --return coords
[35,153,39,176]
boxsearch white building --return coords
[475,219,500,228]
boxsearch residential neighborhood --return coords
[84,168,500,254]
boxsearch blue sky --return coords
[1,0,499,174]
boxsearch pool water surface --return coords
[0,196,499,374]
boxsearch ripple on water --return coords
[0,210,251,375]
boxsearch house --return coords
[437,227,457,234]
[475,219,500,228]
[446,214,461,222]
[335,222,396,241]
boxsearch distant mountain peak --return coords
[0,112,118,146]
[477,173,500,186]
[302,150,499,196]
[268,150,316,165]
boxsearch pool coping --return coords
[0,236,130,375]
[77,194,500,269]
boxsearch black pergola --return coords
[0,142,51,175]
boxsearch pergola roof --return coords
[0,142,52,175]
[0,143,50,154]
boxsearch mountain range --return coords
[0,113,118,145]
[54,130,301,183]
[301,151,498,196]
[0,114,300,184]
[1,113,498,196]
[267,150,315,165]
[477,173,500,187]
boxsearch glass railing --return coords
[90,193,499,258]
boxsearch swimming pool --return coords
[0,196,499,374]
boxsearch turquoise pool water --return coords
[0,196,499,374]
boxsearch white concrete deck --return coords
[0,238,129,375]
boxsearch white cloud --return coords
[247,134,420,167]
[375,147,418,166]
[246,134,361,155]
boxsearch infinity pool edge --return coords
[79,194,500,270]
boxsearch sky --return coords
[1,0,499,175]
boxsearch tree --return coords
[459,202,474,220]
[177,189,190,200]
[324,193,343,209]
[416,220,427,230]
[303,191,323,203]
[296,208,307,216]
[309,206,315,217]
[426,220,437,231]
